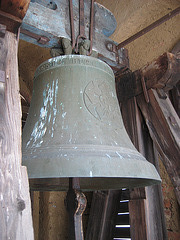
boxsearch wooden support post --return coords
[121,97,168,240]
[121,98,147,240]
[129,199,146,240]
[0,25,34,239]
[137,89,180,205]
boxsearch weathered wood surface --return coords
[0,24,7,83]
[129,199,147,240]
[85,190,121,240]
[121,97,168,240]
[137,109,167,240]
[0,10,22,33]
[168,41,180,116]
[121,98,147,240]
[169,83,180,117]
[0,1,30,33]
[137,89,180,204]
[145,176,168,240]
[0,28,33,239]
[1,0,30,19]
[116,52,180,102]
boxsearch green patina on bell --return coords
[22,55,161,191]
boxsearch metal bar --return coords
[87,0,94,55]
[20,28,50,44]
[75,0,87,52]
[79,0,86,38]
[74,191,87,240]
[117,6,180,50]
[72,177,81,190]
[69,0,75,49]
[66,178,85,240]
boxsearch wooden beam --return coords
[0,24,7,85]
[0,26,33,239]
[169,83,180,117]
[116,52,180,102]
[0,10,22,33]
[121,97,168,240]
[121,98,147,240]
[1,0,30,19]
[0,1,30,33]
[129,199,147,240]
[137,89,180,204]
[138,113,167,240]
[0,2,33,238]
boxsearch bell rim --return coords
[23,147,161,188]
[29,177,161,191]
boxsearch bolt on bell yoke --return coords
[22,55,161,191]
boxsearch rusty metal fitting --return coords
[20,28,50,45]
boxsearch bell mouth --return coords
[29,177,161,191]
[23,144,161,191]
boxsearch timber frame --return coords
[116,51,180,204]
[0,1,34,239]
[0,1,180,240]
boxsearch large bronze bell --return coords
[22,55,161,191]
